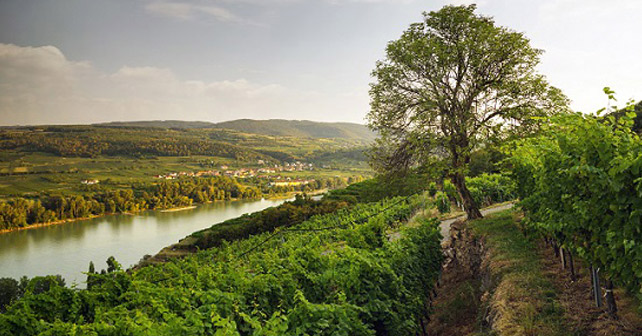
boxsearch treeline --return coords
[510,110,642,312]
[0,127,268,160]
[0,196,444,335]
[0,175,354,230]
[0,176,260,230]
[0,275,66,313]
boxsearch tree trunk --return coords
[451,171,483,219]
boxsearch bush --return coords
[428,182,437,197]
[435,192,451,214]
[0,278,20,312]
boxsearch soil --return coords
[425,220,485,336]
[425,214,642,336]
[538,242,642,336]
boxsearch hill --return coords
[213,119,376,141]
[94,120,216,129]
[96,119,376,142]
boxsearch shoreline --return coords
[0,215,103,235]
[160,205,197,213]
[0,189,327,235]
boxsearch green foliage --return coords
[0,126,265,160]
[440,174,516,208]
[443,180,458,203]
[325,172,430,204]
[0,278,20,313]
[0,196,443,335]
[508,100,642,305]
[465,174,517,207]
[435,192,451,214]
[610,100,642,134]
[191,195,350,250]
[428,182,438,197]
[468,147,506,177]
[0,176,263,230]
[212,119,376,142]
[367,4,567,217]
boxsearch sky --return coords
[0,0,640,126]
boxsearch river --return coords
[0,198,289,286]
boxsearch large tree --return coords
[367,5,567,219]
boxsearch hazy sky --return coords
[0,0,640,126]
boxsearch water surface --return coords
[0,198,288,286]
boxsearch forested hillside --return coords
[213,119,376,141]
[93,119,376,142]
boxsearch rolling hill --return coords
[95,119,376,142]
[212,119,376,141]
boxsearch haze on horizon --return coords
[0,0,641,126]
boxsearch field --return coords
[0,122,372,198]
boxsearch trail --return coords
[439,202,514,242]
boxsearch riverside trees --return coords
[367,4,567,219]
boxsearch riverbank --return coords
[0,214,105,235]
[263,188,328,200]
[0,189,328,235]
[0,197,292,286]
[137,192,338,268]
[160,206,197,213]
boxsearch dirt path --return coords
[439,202,514,242]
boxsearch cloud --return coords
[0,43,368,125]
[0,44,90,97]
[145,1,251,24]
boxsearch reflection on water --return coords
[0,198,288,286]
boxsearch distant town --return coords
[152,161,318,187]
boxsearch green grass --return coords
[470,211,571,336]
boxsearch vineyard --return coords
[2,3,642,335]
[510,107,642,312]
[0,196,444,335]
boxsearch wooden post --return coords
[560,247,566,269]
[604,279,618,317]
[420,317,428,336]
[591,266,602,308]
[567,249,576,281]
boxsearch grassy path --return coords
[428,209,642,336]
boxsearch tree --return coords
[87,261,96,289]
[367,5,567,219]
[106,256,121,273]
[0,277,20,312]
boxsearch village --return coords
[152,161,317,187]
